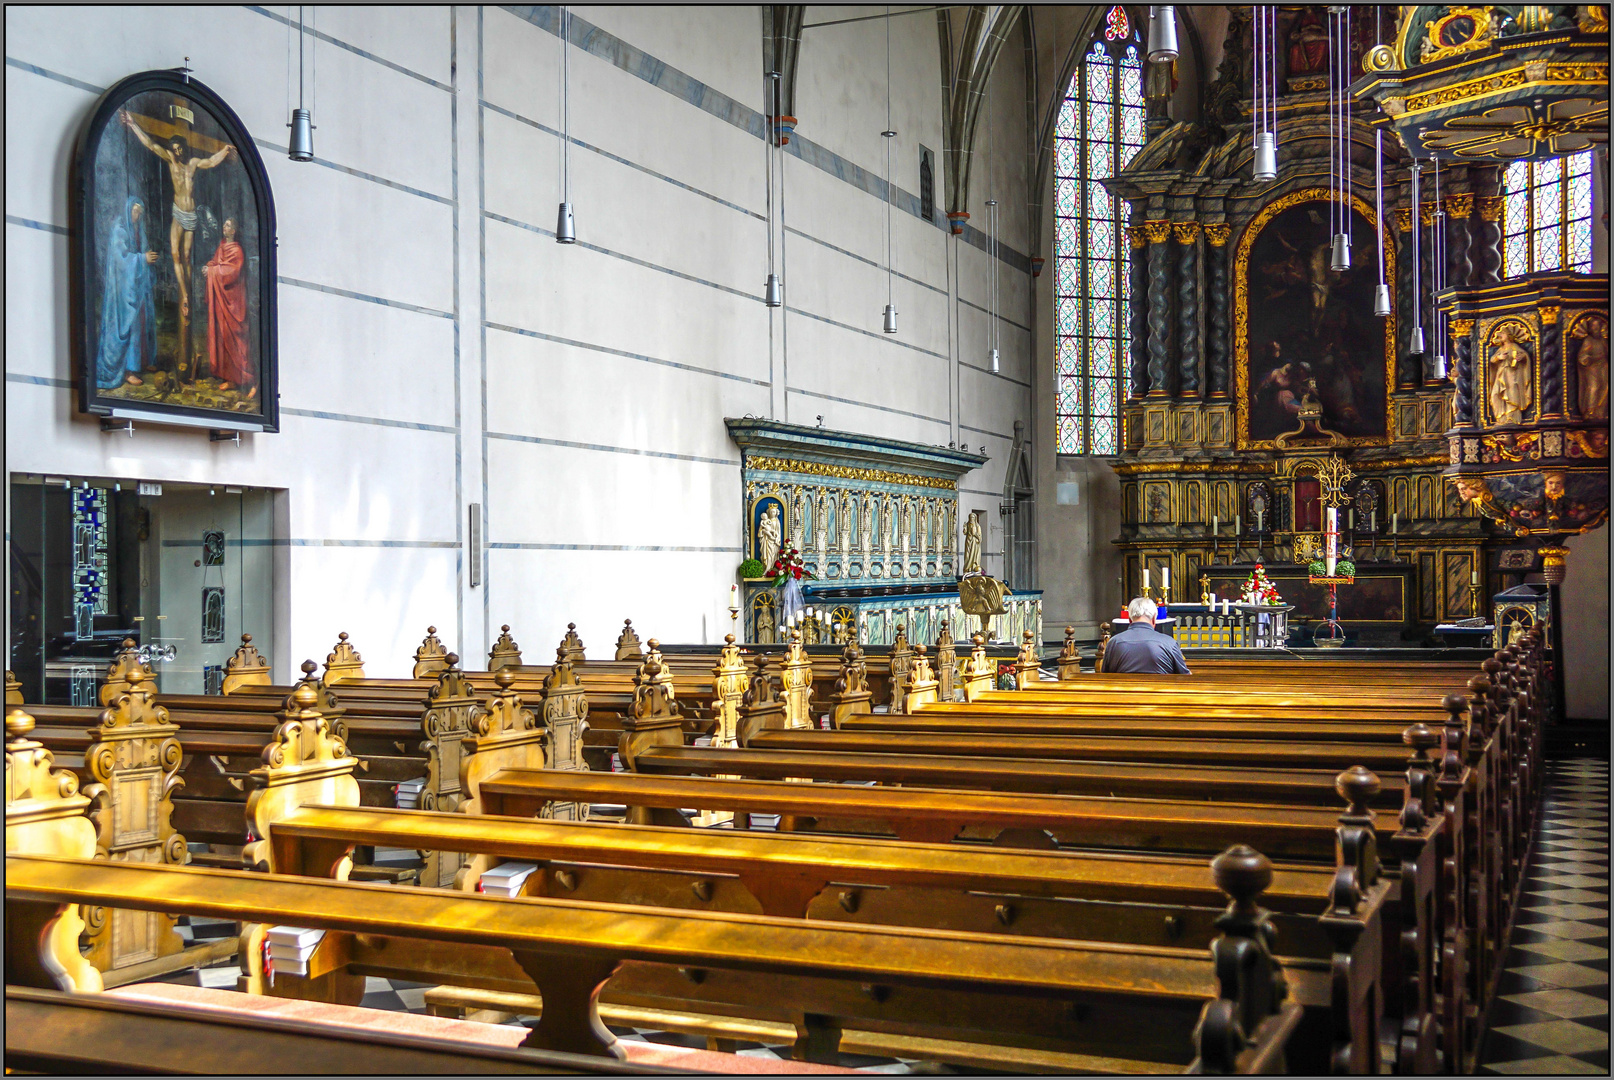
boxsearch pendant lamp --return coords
[1252,7,1277,181]
[763,71,783,307]
[1409,161,1426,355]
[1327,5,1350,271]
[556,6,576,244]
[881,7,897,335]
[288,6,315,161]
[1371,9,1390,316]
[1147,6,1179,63]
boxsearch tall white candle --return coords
[1391,512,1398,534]
[1370,509,1376,534]
[1326,507,1338,559]
[1235,514,1241,536]
[1161,566,1170,590]
[1143,568,1150,590]
[730,584,739,607]
[1213,514,1219,534]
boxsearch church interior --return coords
[5,3,1611,1074]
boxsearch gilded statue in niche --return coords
[1487,324,1534,426]
[1574,315,1609,420]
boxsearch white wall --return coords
[5,5,1033,675]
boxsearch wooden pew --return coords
[6,851,1303,1073]
[261,799,1385,1074]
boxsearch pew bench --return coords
[5,853,1301,1073]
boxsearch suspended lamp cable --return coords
[556,6,576,244]
[288,5,314,161]
[1372,7,1391,314]
[764,71,783,307]
[882,6,898,334]
[1252,6,1277,181]
[1431,156,1447,378]
[1328,5,1350,270]
[1410,160,1425,355]
[987,100,999,373]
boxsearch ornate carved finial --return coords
[489,624,523,670]
[222,633,271,693]
[1400,723,1440,835]
[1335,765,1380,819]
[1213,845,1274,918]
[560,622,586,664]
[1195,845,1289,1075]
[413,626,450,679]
[4,669,21,706]
[1330,767,1382,916]
[7,706,37,742]
[614,619,643,660]
[101,638,152,706]
[495,666,516,691]
[325,631,365,683]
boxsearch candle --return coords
[1208,591,1217,608]
[1235,514,1241,536]
[1161,566,1170,589]
[1471,569,1478,585]
[1391,512,1398,534]
[1213,514,1219,534]
[1370,509,1376,534]
[1143,568,1151,590]
[1348,508,1355,530]
[730,584,739,608]
[1326,507,1338,560]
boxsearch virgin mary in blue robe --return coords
[95,196,156,389]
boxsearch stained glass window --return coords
[1501,151,1595,278]
[71,487,109,641]
[1055,6,1142,455]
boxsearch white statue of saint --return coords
[757,503,782,562]
[839,492,854,552]
[862,497,875,552]
[961,510,982,575]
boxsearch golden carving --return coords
[746,455,957,492]
[1013,630,1040,690]
[1394,208,1414,232]
[1421,203,1440,227]
[1582,5,1611,33]
[4,669,20,706]
[1450,318,1476,336]
[560,623,586,664]
[488,624,523,670]
[1172,221,1201,243]
[1476,195,1505,222]
[1406,68,1526,115]
[1235,188,1397,450]
[1203,223,1231,246]
[1315,456,1356,507]
[101,638,151,706]
[1143,220,1173,244]
[323,632,365,684]
[1418,7,1496,65]
[1539,306,1560,325]
[1364,43,1397,73]
[1126,224,1147,249]
[455,666,549,890]
[958,634,994,702]
[538,647,591,821]
[1057,626,1082,681]
[221,633,270,694]
[1445,193,1474,218]
[243,682,359,874]
[412,626,449,679]
[613,619,643,661]
[899,644,939,713]
[6,707,105,993]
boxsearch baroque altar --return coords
[726,418,1042,647]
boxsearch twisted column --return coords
[1394,208,1419,389]
[1144,220,1174,397]
[1446,194,1474,287]
[1126,225,1150,398]
[1174,222,1201,399]
[1451,318,1475,426]
[1473,195,1504,284]
[1205,223,1232,398]
[1539,305,1564,417]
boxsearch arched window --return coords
[1054,5,1143,455]
[1502,152,1595,277]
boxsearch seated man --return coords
[1103,597,1192,674]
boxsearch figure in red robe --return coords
[203,218,254,397]
[1287,8,1328,76]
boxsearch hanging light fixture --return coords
[287,5,315,161]
[881,7,897,335]
[1430,156,1447,378]
[763,71,783,308]
[1328,6,1351,271]
[1146,6,1179,63]
[987,198,1000,371]
[555,6,576,244]
[1409,160,1425,355]
[1372,8,1391,317]
[1252,7,1277,181]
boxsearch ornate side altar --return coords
[726,419,1042,646]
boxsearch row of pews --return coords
[6,618,1544,1074]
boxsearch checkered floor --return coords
[1479,757,1610,1075]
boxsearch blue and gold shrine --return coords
[725,418,1043,647]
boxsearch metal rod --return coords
[802,5,951,29]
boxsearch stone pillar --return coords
[1126,225,1150,398]
[1174,221,1201,400]
[1394,208,1419,389]
[1451,318,1476,426]
[1446,193,1474,288]
[1144,219,1174,397]
[1204,223,1231,399]
[1539,305,1564,418]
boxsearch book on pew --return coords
[394,778,426,809]
[477,861,539,897]
[265,926,325,979]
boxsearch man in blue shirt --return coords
[1103,597,1192,674]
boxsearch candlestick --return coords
[1470,568,1478,585]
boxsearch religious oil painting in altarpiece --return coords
[1235,189,1394,449]
[74,70,279,431]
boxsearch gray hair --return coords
[1127,597,1157,623]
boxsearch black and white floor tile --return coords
[1480,757,1609,1075]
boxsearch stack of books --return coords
[477,861,539,897]
[394,778,426,809]
[266,926,325,978]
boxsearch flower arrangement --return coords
[1241,563,1283,605]
[769,546,815,587]
[1308,559,1356,579]
[738,558,766,579]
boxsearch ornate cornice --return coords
[1203,223,1232,246]
[1446,192,1475,218]
[1476,195,1505,222]
[746,456,959,491]
[1450,318,1476,335]
[1143,220,1173,244]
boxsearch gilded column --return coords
[1394,208,1419,388]
[1473,194,1504,285]
[1126,224,1149,398]
[1446,193,1474,287]
[1174,221,1201,399]
[1204,223,1231,398]
[1451,318,1476,426]
[1144,219,1174,397]
[1539,305,1564,418]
